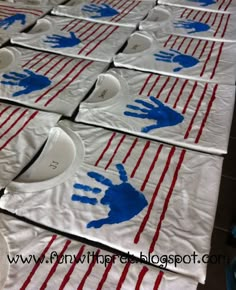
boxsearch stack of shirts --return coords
[0,0,235,289]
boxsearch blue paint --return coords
[0,69,51,97]
[82,3,119,18]
[72,194,98,205]
[74,183,101,193]
[44,32,81,48]
[186,0,216,7]
[124,96,184,133]
[174,20,210,34]
[72,163,148,228]
[226,258,236,290]
[154,49,199,72]
[0,14,26,30]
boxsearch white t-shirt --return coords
[0,1,50,46]
[140,5,236,42]
[0,46,108,116]
[1,120,223,283]
[0,101,60,189]
[158,0,236,13]
[113,30,236,85]
[0,213,198,290]
[11,15,134,62]
[76,68,235,154]
[52,0,154,28]
[4,0,65,5]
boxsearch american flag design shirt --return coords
[140,5,236,42]
[0,46,108,116]
[1,120,223,283]
[52,0,154,28]
[0,101,60,189]
[76,68,235,154]
[0,213,198,290]
[0,1,50,46]
[11,15,134,62]
[158,0,236,13]
[113,31,236,84]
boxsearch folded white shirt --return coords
[140,5,236,42]
[158,0,236,13]
[113,30,236,84]
[0,46,108,116]
[4,0,65,5]
[0,1,50,46]
[0,213,198,290]
[1,120,223,283]
[76,68,235,154]
[11,15,134,62]
[52,0,154,28]
[0,101,60,189]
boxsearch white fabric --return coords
[52,0,154,28]
[5,0,65,5]
[0,229,9,290]
[0,1,50,46]
[113,30,236,85]
[11,15,134,62]
[0,101,60,189]
[0,46,108,116]
[76,68,235,154]
[0,213,198,290]
[158,0,236,13]
[1,120,223,283]
[140,6,236,42]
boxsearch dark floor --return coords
[197,105,236,290]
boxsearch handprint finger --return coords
[87,172,113,187]
[9,71,28,78]
[158,51,175,56]
[155,57,172,62]
[149,96,164,107]
[124,111,148,119]
[142,124,161,133]
[74,183,101,194]
[2,74,20,81]
[0,81,17,86]
[72,194,98,205]
[135,99,155,109]
[170,48,182,55]
[126,104,149,113]
[116,164,128,183]
[82,7,98,12]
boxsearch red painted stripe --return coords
[20,235,57,290]
[210,42,223,79]
[35,59,84,103]
[147,75,161,96]
[77,249,100,290]
[149,150,186,253]
[68,20,83,32]
[224,0,232,11]
[0,5,42,16]
[180,8,187,18]
[139,73,153,95]
[135,266,149,290]
[114,1,141,23]
[0,11,15,16]
[219,0,226,9]
[35,54,59,73]
[199,40,209,60]
[198,11,207,22]
[177,37,187,51]
[22,52,44,68]
[184,83,208,139]
[186,9,194,18]
[122,137,138,164]
[44,56,66,76]
[40,240,71,290]
[0,106,11,117]
[141,145,163,191]
[204,12,212,24]
[59,245,86,290]
[153,271,164,290]
[0,4,42,13]
[164,35,173,47]
[75,21,96,36]
[134,147,176,244]
[156,77,170,98]
[195,84,218,143]
[221,14,230,37]
[110,0,130,21]
[170,36,180,49]
[0,108,21,130]
[96,257,115,290]
[44,61,93,106]
[173,79,188,108]
[61,18,77,31]
[164,78,179,103]
[116,262,131,290]
[95,132,116,166]
[85,26,118,56]
[192,10,201,21]
[200,41,215,77]
[211,12,219,27]
[50,58,74,80]
[28,53,50,70]
[213,13,224,36]
[105,135,126,170]
[131,141,150,178]
[182,81,198,114]
[184,38,194,54]
[0,109,27,137]
[192,39,202,56]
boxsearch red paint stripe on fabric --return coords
[173,79,188,108]
[147,75,160,96]
[182,81,198,114]
[95,132,116,166]
[131,141,150,178]
[135,266,149,290]
[221,14,230,37]
[156,77,170,98]
[213,13,224,36]
[96,257,116,290]
[200,41,215,76]
[116,262,131,290]
[164,78,179,103]
[153,271,164,290]
[0,109,26,138]
[105,135,126,170]
[210,42,223,79]
[35,54,59,73]
[139,73,153,95]
[122,137,138,164]
[22,52,44,68]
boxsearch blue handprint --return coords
[81,3,119,18]
[174,20,210,34]
[124,97,184,133]
[154,49,199,72]
[0,14,26,30]
[44,32,81,48]
[187,0,216,7]
[71,164,148,229]
[0,69,51,97]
